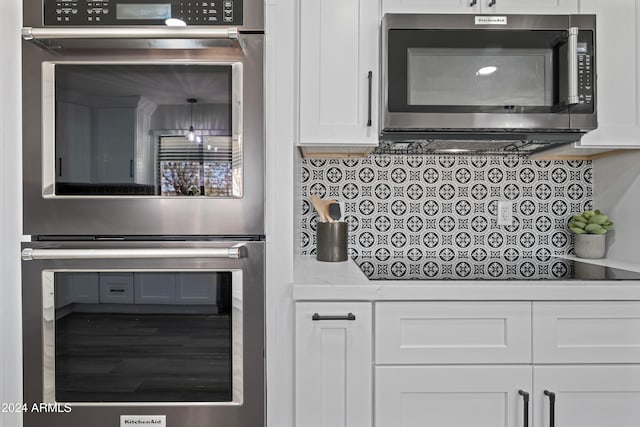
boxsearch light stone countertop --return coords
[292,256,640,301]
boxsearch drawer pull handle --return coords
[518,390,529,427]
[544,390,556,427]
[312,313,356,321]
[109,288,126,293]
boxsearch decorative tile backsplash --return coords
[301,156,593,277]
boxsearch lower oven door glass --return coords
[45,270,242,403]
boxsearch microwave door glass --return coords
[52,64,242,197]
[387,29,572,114]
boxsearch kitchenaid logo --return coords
[121,415,166,427]
[475,16,507,25]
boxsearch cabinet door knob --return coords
[469,0,477,6]
[518,390,529,427]
[312,313,356,321]
[544,390,556,427]
[488,0,496,6]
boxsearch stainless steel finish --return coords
[23,36,264,236]
[316,222,348,262]
[22,244,246,261]
[380,14,597,148]
[23,240,264,427]
[567,26,580,106]
[22,0,264,31]
[22,27,239,40]
[22,27,242,50]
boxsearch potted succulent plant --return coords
[568,210,615,259]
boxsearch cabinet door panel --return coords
[134,273,176,304]
[376,366,532,427]
[533,301,640,363]
[382,0,478,14]
[376,302,532,363]
[579,0,640,146]
[534,366,640,427]
[299,0,378,145]
[71,273,99,303]
[175,273,217,305]
[295,302,372,427]
[491,0,578,13]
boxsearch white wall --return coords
[0,0,23,426]
[594,151,640,264]
[265,0,296,427]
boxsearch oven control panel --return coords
[44,0,243,25]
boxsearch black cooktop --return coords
[356,257,640,281]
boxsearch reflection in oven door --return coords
[21,240,264,427]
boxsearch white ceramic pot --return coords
[574,233,606,259]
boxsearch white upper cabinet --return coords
[298,0,379,149]
[383,0,578,14]
[579,0,640,146]
[490,0,579,14]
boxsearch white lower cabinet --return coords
[534,366,640,427]
[295,300,640,427]
[295,302,372,427]
[376,366,532,427]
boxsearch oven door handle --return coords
[21,244,246,261]
[21,27,239,41]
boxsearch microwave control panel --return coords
[44,0,243,25]
[574,32,595,112]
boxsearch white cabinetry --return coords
[56,102,91,183]
[533,366,640,427]
[295,298,640,426]
[376,366,532,427]
[376,302,531,364]
[99,273,134,304]
[298,0,379,156]
[578,0,640,147]
[175,273,217,305]
[382,0,577,14]
[134,273,176,304]
[533,301,640,363]
[71,273,99,303]
[295,302,372,427]
[54,272,99,307]
[94,108,135,183]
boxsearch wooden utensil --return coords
[311,194,327,223]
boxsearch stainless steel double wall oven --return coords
[21,0,265,426]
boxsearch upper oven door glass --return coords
[387,29,578,114]
[49,63,242,198]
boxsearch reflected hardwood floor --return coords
[55,312,232,402]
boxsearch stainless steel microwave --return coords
[380,14,597,150]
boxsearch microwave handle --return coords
[21,244,246,261]
[567,27,580,106]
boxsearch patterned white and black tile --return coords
[301,155,592,278]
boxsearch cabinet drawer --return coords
[376,366,532,427]
[533,302,640,363]
[376,302,532,364]
[99,273,134,304]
